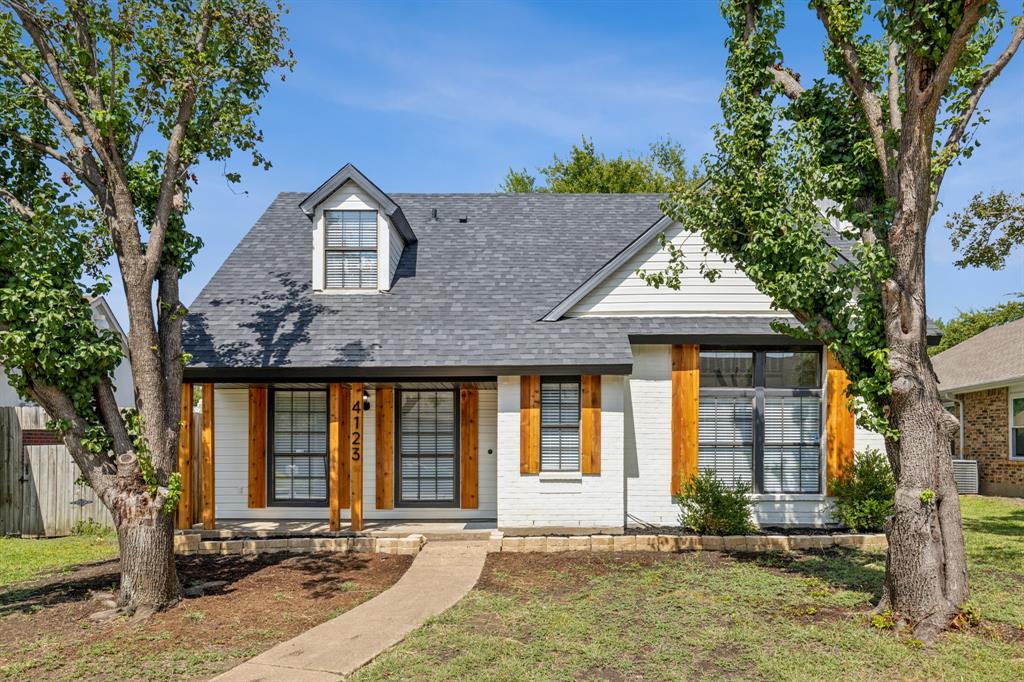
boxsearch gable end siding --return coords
[568,224,777,317]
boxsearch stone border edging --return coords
[488,531,886,553]
[173,532,426,556]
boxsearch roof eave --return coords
[298,163,417,244]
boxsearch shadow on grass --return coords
[0,551,383,618]
[732,548,886,600]
[961,508,1024,539]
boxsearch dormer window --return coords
[325,210,378,289]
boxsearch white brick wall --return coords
[213,386,497,521]
[496,375,625,530]
[623,345,838,528]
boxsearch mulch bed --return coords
[625,526,844,536]
[0,551,413,681]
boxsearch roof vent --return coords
[431,208,438,221]
[458,215,468,223]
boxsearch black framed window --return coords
[698,350,822,494]
[270,389,328,505]
[540,378,581,472]
[397,390,458,506]
[324,209,377,289]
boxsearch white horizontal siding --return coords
[213,386,497,521]
[569,223,779,317]
[623,344,835,527]
[496,375,625,530]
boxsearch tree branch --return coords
[887,40,902,132]
[3,32,105,199]
[144,7,212,280]
[26,381,120,507]
[7,129,79,173]
[925,0,993,108]
[95,378,134,458]
[814,4,895,197]
[770,64,805,98]
[932,16,1024,207]
[0,185,35,219]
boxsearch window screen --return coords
[398,391,457,504]
[541,379,580,471]
[272,390,328,503]
[763,396,821,493]
[698,395,754,488]
[325,210,377,288]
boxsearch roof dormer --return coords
[300,164,416,293]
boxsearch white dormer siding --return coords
[567,223,778,317]
[311,180,405,292]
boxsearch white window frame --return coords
[1010,392,1024,461]
[324,209,379,290]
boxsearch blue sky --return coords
[109,0,1024,326]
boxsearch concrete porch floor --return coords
[189,519,497,541]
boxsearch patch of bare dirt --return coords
[0,552,412,681]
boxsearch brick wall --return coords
[958,386,1024,497]
[21,429,62,446]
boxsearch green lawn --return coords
[354,496,1024,682]
[0,532,118,587]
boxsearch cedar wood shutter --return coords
[671,345,700,495]
[375,386,395,510]
[581,376,601,474]
[825,352,856,494]
[460,388,479,507]
[247,386,267,508]
[520,376,540,473]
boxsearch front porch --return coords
[176,380,499,534]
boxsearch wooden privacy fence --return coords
[0,406,204,537]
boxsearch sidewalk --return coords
[213,540,488,681]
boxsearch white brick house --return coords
[181,164,887,533]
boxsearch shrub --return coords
[830,448,896,532]
[674,471,756,535]
[71,519,112,537]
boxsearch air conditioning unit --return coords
[951,459,979,495]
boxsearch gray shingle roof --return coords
[183,192,799,378]
[932,318,1024,394]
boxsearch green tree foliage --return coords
[931,296,1024,355]
[501,136,698,193]
[0,0,292,612]
[947,191,1024,270]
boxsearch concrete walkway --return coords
[213,541,488,681]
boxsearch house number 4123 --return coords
[351,399,362,461]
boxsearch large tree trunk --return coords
[879,109,968,640]
[110,453,181,613]
[116,504,180,612]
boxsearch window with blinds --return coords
[271,390,328,504]
[698,396,754,488]
[324,210,377,289]
[541,379,581,471]
[763,396,821,493]
[697,350,823,494]
[398,390,457,506]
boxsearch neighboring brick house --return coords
[933,318,1024,497]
